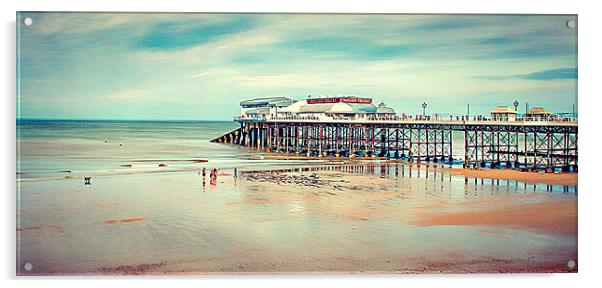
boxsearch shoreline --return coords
[17,157,578,187]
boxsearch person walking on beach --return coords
[202,167,206,177]
[234,168,237,178]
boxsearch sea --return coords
[16,119,327,181]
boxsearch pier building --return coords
[490,106,517,122]
[524,107,553,121]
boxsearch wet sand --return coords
[17,163,577,275]
[442,168,578,186]
[241,155,578,186]
[412,198,577,236]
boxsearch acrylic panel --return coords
[16,12,578,275]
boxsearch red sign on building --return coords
[307,97,372,104]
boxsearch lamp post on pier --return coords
[513,100,519,111]
[422,102,427,117]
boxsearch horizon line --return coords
[16,117,235,122]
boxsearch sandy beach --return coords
[17,161,577,274]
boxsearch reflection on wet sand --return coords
[237,162,577,196]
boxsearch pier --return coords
[211,96,578,172]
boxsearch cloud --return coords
[272,35,413,61]
[99,90,149,100]
[476,37,517,45]
[29,13,137,35]
[519,67,578,80]
[134,16,258,51]
[412,18,477,31]
[17,13,578,119]
[474,67,577,80]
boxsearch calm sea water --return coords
[17,119,326,180]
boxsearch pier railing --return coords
[234,115,578,127]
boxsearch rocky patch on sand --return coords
[100,262,166,275]
[243,172,350,189]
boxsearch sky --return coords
[17,13,577,120]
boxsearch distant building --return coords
[490,106,517,121]
[524,107,553,121]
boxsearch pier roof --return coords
[298,103,333,113]
[298,102,378,114]
[346,103,378,113]
[376,102,396,114]
[240,97,296,108]
[527,107,552,115]
[490,106,517,114]
[244,108,270,115]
